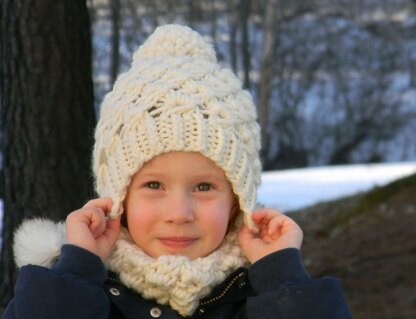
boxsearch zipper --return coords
[106,275,121,285]
[199,271,245,307]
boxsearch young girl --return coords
[3,25,351,319]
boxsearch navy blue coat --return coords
[3,245,352,318]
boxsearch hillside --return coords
[291,173,416,319]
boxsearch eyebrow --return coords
[191,174,228,183]
[136,171,228,183]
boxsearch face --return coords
[124,151,237,260]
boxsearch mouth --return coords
[158,237,198,249]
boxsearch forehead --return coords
[138,151,226,177]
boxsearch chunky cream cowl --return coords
[107,225,248,317]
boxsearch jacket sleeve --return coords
[244,248,352,319]
[2,245,111,319]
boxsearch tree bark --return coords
[0,0,95,313]
[258,0,279,161]
[210,0,218,53]
[239,0,251,89]
[110,0,121,85]
[227,0,239,73]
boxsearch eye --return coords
[146,181,161,190]
[195,183,212,192]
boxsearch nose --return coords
[164,193,194,224]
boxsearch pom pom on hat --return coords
[93,24,262,231]
[133,25,217,63]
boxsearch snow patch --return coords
[258,162,416,212]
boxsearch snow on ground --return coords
[1,162,416,247]
[258,161,416,212]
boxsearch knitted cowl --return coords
[107,217,249,317]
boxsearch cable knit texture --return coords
[107,224,249,317]
[93,24,261,230]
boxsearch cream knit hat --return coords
[93,25,261,230]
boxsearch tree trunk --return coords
[210,0,218,53]
[410,57,416,88]
[187,0,195,28]
[239,0,251,89]
[0,0,96,313]
[258,0,279,161]
[186,0,203,27]
[110,0,121,85]
[227,0,238,73]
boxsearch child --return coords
[3,25,351,319]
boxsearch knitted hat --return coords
[93,25,261,230]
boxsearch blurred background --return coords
[1,0,416,318]
[90,0,416,169]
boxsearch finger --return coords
[268,215,284,237]
[82,198,114,236]
[251,209,283,235]
[251,209,268,221]
[83,207,107,238]
[65,208,105,243]
[83,197,113,214]
[252,209,284,223]
[250,211,270,233]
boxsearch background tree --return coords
[258,0,279,162]
[0,0,96,313]
[239,0,252,89]
[110,0,121,85]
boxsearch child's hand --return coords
[66,198,121,263]
[238,209,303,264]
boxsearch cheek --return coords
[125,203,157,248]
[125,200,155,230]
[206,212,231,248]
[203,201,233,232]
